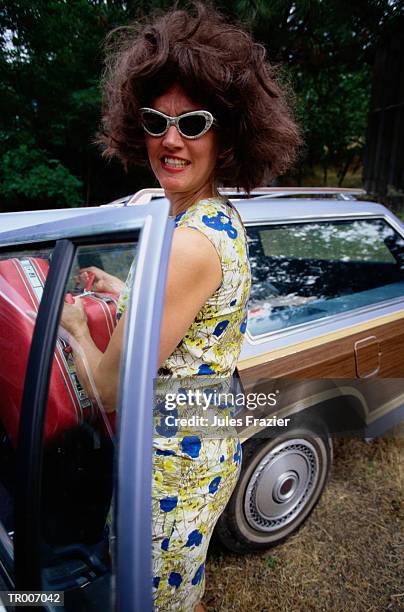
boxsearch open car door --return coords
[0,200,173,611]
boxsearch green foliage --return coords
[0,143,83,207]
[263,554,278,569]
[292,66,372,183]
[0,0,128,209]
[0,0,401,209]
[215,0,399,185]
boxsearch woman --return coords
[62,4,301,610]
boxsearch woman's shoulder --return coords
[174,196,244,239]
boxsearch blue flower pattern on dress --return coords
[160,497,178,512]
[180,435,201,458]
[202,211,238,239]
[234,441,242,466]
[185,529,203,547]
[155,448,176,456]
[208,476,221,494]
[168,572,183,589]
[155,403,179,438]
[197,363,215,375]
[240,314,247,334]
[161,538,170,551]
[153,576,160,589]
[175,211,186,225]
[124,198,251,611]
[213,319,229,337]
[192,563,205,586]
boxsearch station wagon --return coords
[0,187,403,610]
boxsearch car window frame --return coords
[14,238,75,591]
[0,231,139,592]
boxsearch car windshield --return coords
[246,218,404,336]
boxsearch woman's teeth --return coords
[163,157,189,168]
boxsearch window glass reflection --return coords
[0,248,52,538]
[247,220,404,335]
[39,241,137,610]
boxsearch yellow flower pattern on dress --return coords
[159,197,251,379]
[118,197,250,611]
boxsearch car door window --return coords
[0,200,172,611]
[0,247,53,545]
[38,240,137,611]
[0,239,137,607]
[247,219,404,336]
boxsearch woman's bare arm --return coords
[61,227,222,411]
[158,227,222,365]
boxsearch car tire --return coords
[215,424,333,553]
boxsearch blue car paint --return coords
[0,198,174,612]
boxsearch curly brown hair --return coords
[100,3,302,193]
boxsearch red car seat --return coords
[0,257,118,447]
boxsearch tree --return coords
[214,0,400,184]
[0,0,132,210]
[0,142,83,208]
[0,0,401,209]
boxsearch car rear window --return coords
[246,218,404,337]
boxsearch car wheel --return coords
[215,425,333,552]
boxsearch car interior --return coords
[0,243,136,606]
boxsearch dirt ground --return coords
[204,432,404,612]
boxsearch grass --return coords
[284,165,404,221]
[204,431,404,611]
[287,166,364,189]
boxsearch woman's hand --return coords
[76,266,125,294]
[61,296,89,339]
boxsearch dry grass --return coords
[285,166,364,189]
[204,432,404,611]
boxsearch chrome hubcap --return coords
[245,439,321,532]
[273,470,299,502]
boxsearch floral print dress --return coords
[118,196,251,611]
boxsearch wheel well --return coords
[243,394,366,444]
[290,394,366,436]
